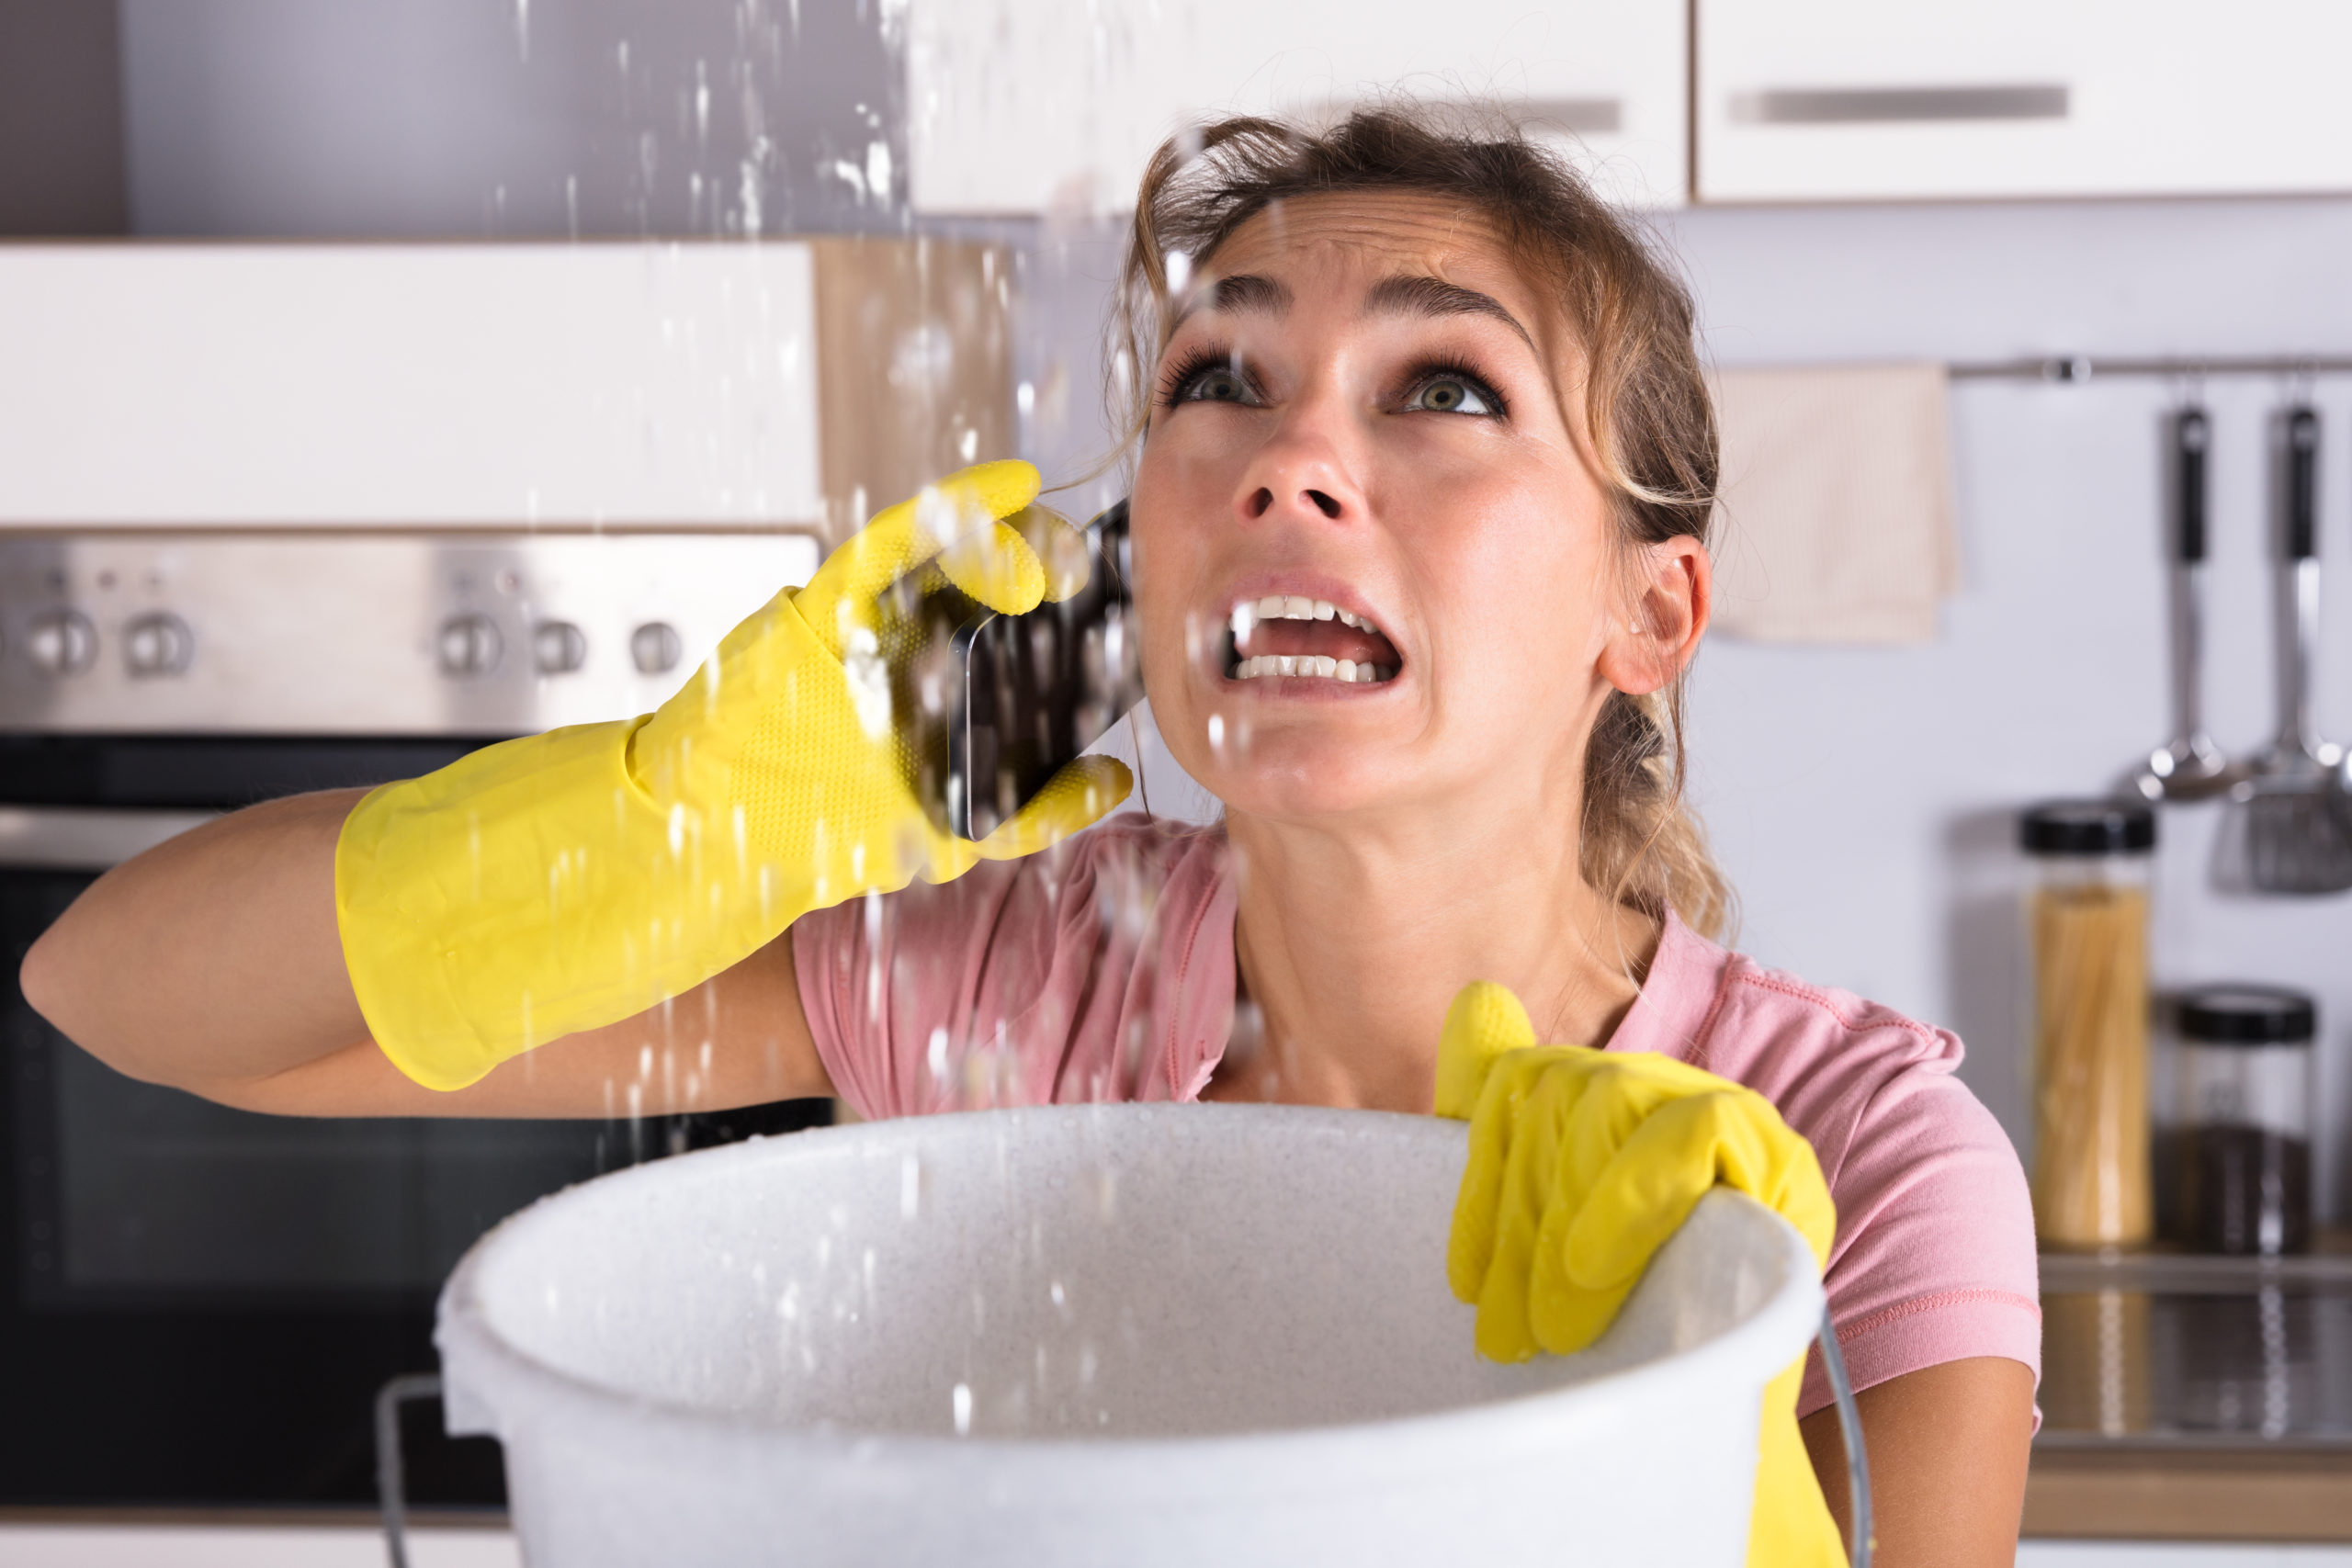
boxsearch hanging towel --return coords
[1707,362,1958,644]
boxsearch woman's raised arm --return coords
[18,786,833,1117]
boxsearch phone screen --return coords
[899,501,1140,841]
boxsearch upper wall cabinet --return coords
[907,0,1688,214]
[0,242,1009,531]
[1698,0,2352,202]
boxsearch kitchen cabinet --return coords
[905,0,1687,214]
[0,240,1012,532]
[1697,0,2352,202]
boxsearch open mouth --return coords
[1222,595,1401,686]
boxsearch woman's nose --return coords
[1233,405,1364,527]
[1243,485,1344,521]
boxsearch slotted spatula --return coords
[2243,405,2352,894]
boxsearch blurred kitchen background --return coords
[8,0,2352,1562]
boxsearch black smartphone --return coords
[898,499,1143,841]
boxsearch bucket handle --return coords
[376,1371,443,1568]
[1817,1312,1874,1568]
[376,1333,1875,1568]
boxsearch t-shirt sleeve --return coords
[1801,1063,2042,1419]
[790,854,1059,1121]
[790,822,1217,1120]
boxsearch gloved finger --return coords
[1433,980,1538,1121]
[1528,1260,1637,1355]
[1558,1090,1736,1292]
[966,756,1134,860]
[1006,502,1100,604]
[1481,1056,1619,1360]
[1473,1061,1583,1362]
[1447,1043,1569,1305]
[1645,1081,1835,1269]
[795,462,1044,655]
[1554,1052,1702,1202]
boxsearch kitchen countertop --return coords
[2030,1238,2352,1541]
[2026,1448,2352,1541]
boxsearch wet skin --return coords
[1125,192,1706,1113]
[1132,193,1664,829]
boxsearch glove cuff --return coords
[337,720,788,1090]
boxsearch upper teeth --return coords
[1232,596,1375,635]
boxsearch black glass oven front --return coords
[1,735,826,1508]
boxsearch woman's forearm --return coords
[20,786,371,1094]
[21,785,838,1117]
[1801,1356,2036,1566]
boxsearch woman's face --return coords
[1132,190,1689,828]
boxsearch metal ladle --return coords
[2138,407,2245,801]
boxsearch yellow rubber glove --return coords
[337,460,1130,1090]
[1433,981,1848,1568]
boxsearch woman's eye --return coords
[1180,367,1253,404]
[1406,375,1496,416]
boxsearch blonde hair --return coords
[1109,106,1733,941]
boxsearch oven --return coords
[0,530,826,1511]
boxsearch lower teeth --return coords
[1228,655,1390,683]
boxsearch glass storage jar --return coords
[2022,799,2155,1250]
[2170,985,2317,1257]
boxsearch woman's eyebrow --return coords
[1170,272,1291,332]
[1363,275,1534,352]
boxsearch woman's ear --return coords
[1595,535,1711,697]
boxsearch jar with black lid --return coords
[2021,799,2155,1249]
[2170,985,2316,1257]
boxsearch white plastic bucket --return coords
[437,1103,1822,1566]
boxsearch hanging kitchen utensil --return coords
[2139,407,2243,799]
[2240,405,2352,894]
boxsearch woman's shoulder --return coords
[1623,913,1968,1119]
[1629,915,2041,1412]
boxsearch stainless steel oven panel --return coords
[0,806,217,869]
[0,532,821,736]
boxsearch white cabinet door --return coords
[1699,0,2352,202]
[908,0,1687,213]
[0,245,824,527]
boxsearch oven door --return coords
[1,739,825,1509]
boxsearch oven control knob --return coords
[123,612,194,678]
[25,609,96,677]
[436,613,503,678]
[533,619,587,675]
[630,621,683,676]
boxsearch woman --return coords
[23,109,2037,1562]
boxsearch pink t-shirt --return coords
[796,817,2041,1416]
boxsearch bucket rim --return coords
[435,1100,1825,1475]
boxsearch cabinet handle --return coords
[1518,97,1623,135]
[1360,96,1623,136]
[1730,85,2068,125]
